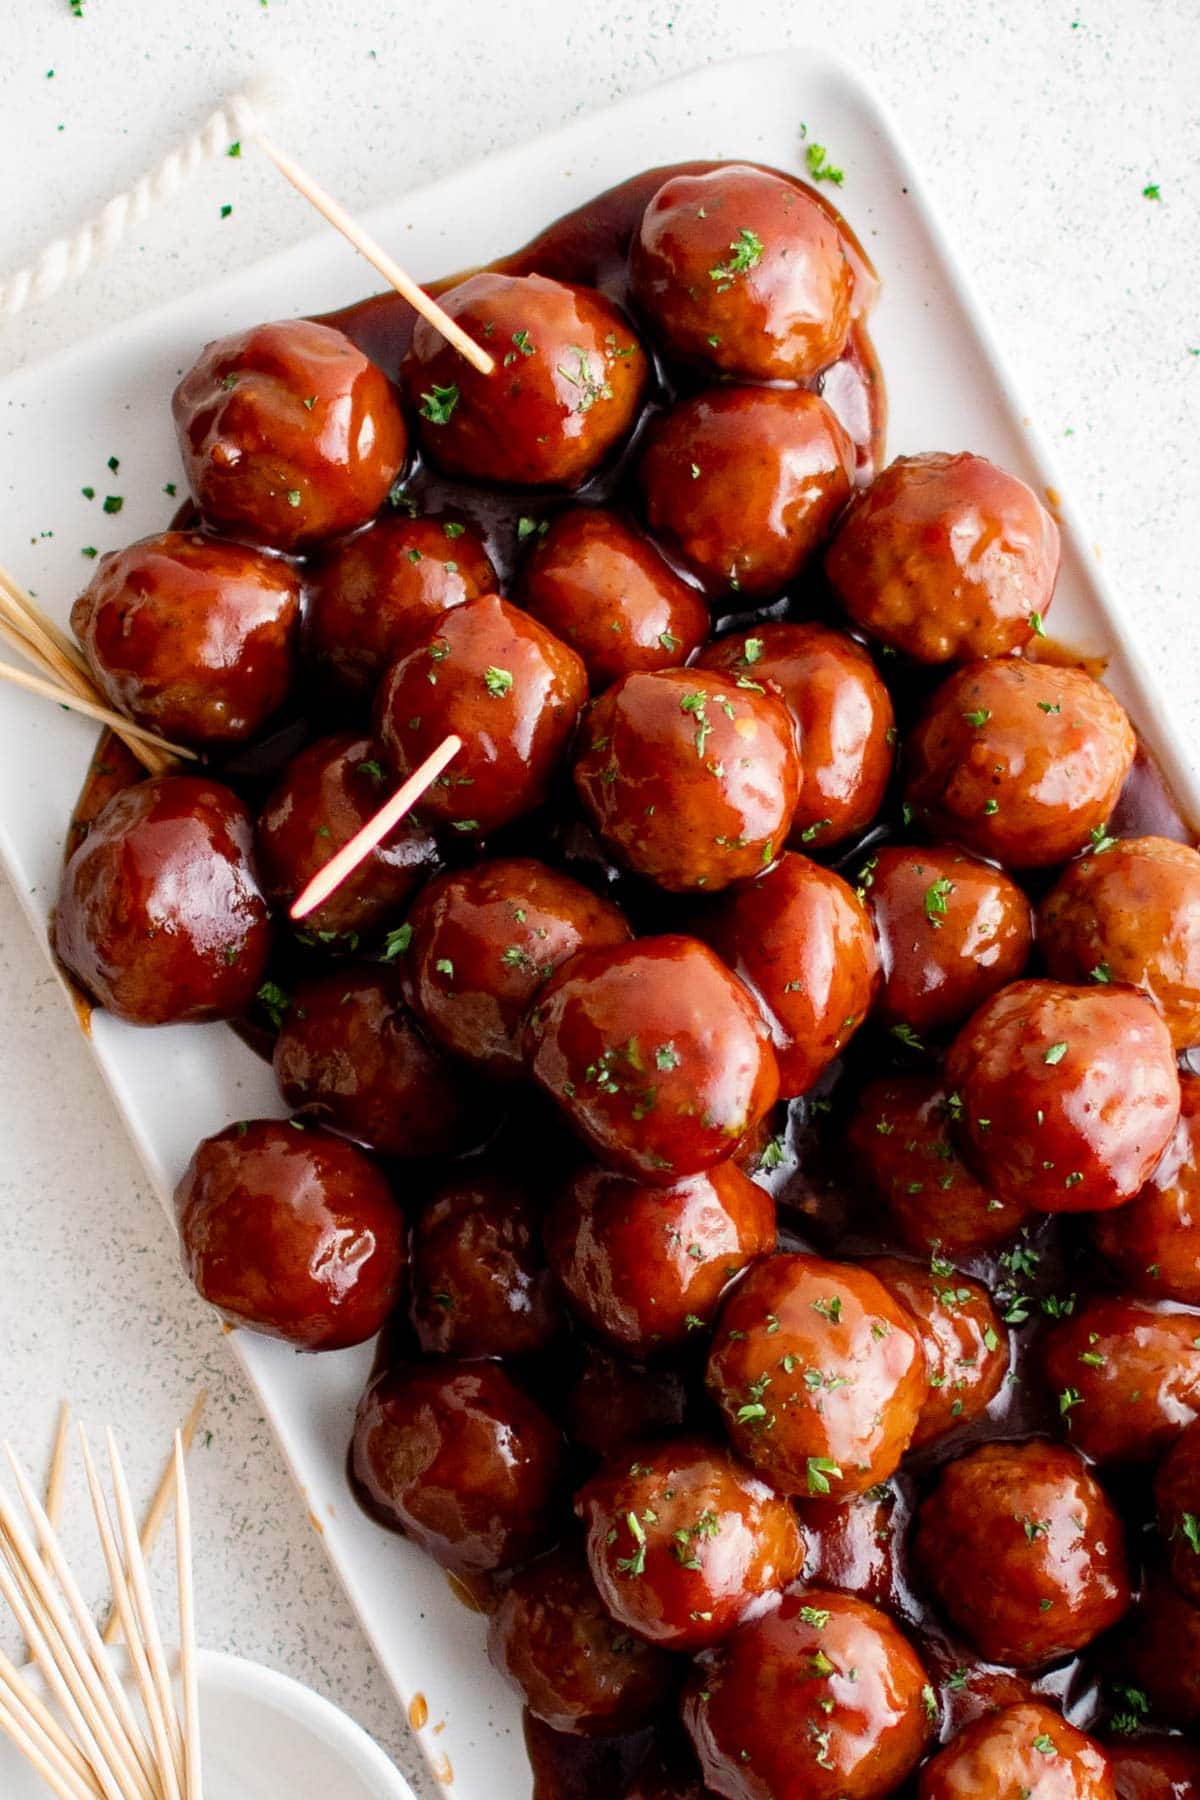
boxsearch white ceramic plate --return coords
[3,47,1198,1800]
[0,1649,416,1798]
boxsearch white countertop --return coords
[0,1,1196,1791]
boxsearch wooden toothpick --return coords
[253,133,496,376]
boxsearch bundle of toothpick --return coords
[0,1397,206,1800]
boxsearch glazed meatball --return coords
[904,661,1136,869]
[375,595,587,836]
[1156,1419,1200,1604]
[1123,1574,1200,1727]
[172,318,407,550]
[1041,1295,1200,1464]
[1039,837,1200,1051]
[638,387,855,599]
[54,775,270,1025]
[858,846,1033,1037]
[918,1703,1115,1800]
[862,1254,1008,1447]
[305,512,496,703]
[697,623,894,849]
[913,1439,1131,1666]
[682,1587,932,1800]
[565,1345,689,1460]
[706,1253,927,1498]
[544,1158,776,1354]
[1092,1075,1200,1303]
[516,507,709,690]
[847,1075,1032,1255]
[700,852,879,1096]
[802,1483,907,1613]
[401,271,647,487]
[175,1119,405,1350]
[351,1360,563,1573]
[407,1170,563,1359]
[487,1546,675,1735]
[945,981,1180,1214]
[825,453,1061,664]
[574,667,801,893]
[272,966,487,1159]
[70,531,301,748]
[1107,1738,1200,1800]
[255,734,438,944]
[402,857,630,1079]
[524,935,780,1183]
[575,1437,804,1650]
[630,163,852,382]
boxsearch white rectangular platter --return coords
[2,47,1198,1800]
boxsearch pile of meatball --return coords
[51,160,1200,1800]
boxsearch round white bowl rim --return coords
[193,1647,417,1798]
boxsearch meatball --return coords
[1123,1573,1200,1727]
[70,530,301,749]
[272,966,487,1159]
[700,852,879,1096]
[574,667,801,893]
[1156,1419,1200,1604]
[402,857,630,1079]
[706,1253,927,1498]
[54,775,270,1026]
[682,1587,932,1800]
[544,1159,776,1354]
[630,163,852,382]
[858,845,1033,1037]
[401,271,647,487]
[904,661,1136,868]
[375,595,587,836]
[847,1075,1031,1255]
[305,512,496,703]
[825,453,1061,664]
[918,1703,1115,1800]
[1039,837,1200,1051]
[172,318,407,550]
[524,935,780,1183]
[638,387,855,599]
[407,1170,563,1359]
[1107,1737,1200,1800]
[487,1546,674,1735]
[351,1360,563,1573]
[565,1345,689,1460]
[575,1437,804,1651]
[175,1118,405,1350]
[516,507,709,690]
[945,980,1180,1214]
[801,1484,906,1612]
[913,1439,1131,1666]
[254,734,438,944]
[862,1254,1008,1447]
[1041,1295,1200,1464]
[697,623,894,850]
[1092,1075,1200,1303]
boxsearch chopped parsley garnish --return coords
[484,665,514,699]
[380,924,412,961]
[924,876,954,927]
[419,383,460,424]
[256,980,290,1030]
[1043,1041,1068,1065]
[805,142,844,184]
[806,1457,842,1496]
[708,227,765,291]
[102,495,123,514]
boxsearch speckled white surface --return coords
[0,3,1196,1794]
